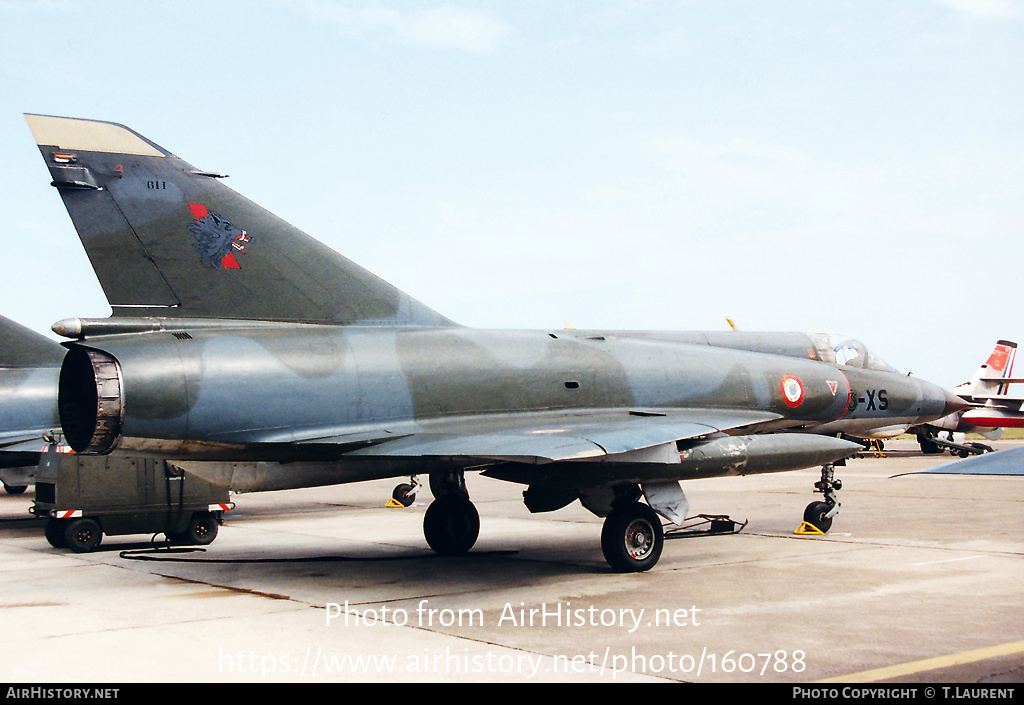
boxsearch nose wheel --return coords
[391,476,420,507]
[802,464,842,534]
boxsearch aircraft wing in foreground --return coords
[24,114,966,571]
[894,444,1024,477]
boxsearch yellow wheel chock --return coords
[795,521,825,535]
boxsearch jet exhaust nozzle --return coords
[58,347,123,454]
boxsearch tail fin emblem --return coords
[187,203,252,269]
[986,343,1012,374]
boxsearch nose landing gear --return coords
[800,463,842,534]
[390,476,420,507]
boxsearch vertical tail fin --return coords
[957,340,1018,398]
[25,114,454,327]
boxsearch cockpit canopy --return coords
[809,333,899,373]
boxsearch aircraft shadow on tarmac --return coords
[114,545,520,564]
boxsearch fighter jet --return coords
[912,340,1024,456]
[23,114,966,571]
[0,314,64,493]
[565,329,943,443]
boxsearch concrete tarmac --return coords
[1,439,1021,683]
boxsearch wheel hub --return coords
[625,519,654,559]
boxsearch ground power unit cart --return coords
[31,447,234,552]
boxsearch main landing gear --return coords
[600,501,664,573]
[422,470,480,556]
[802,463,842,534]
[918,431,993,458]
[419,473,667,572]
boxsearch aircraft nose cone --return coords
[943,389,970,416]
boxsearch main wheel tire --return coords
[803,501,833,533]
[423,496,479,556]
[601,503,664,573]
[64,518,102,553]
[3,482,27,495]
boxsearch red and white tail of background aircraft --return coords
[914,340,1024,456]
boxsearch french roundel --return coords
[780,374,804,408]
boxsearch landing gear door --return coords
[641,481,689,526]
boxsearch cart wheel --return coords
[185,512,219,545]
[45,519,68,548]
[64,518,102,553]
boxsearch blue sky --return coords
[1,0,1021,388]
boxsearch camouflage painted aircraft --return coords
[0,314,64,493]
[23,114,966,571]
[560,330,935,442]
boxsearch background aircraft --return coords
[0,314,64,493]
[23,114,965,571]
[911,340,1024,456]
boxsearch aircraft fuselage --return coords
[59,324,954,461]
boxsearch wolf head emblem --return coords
[187,203,252,269]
